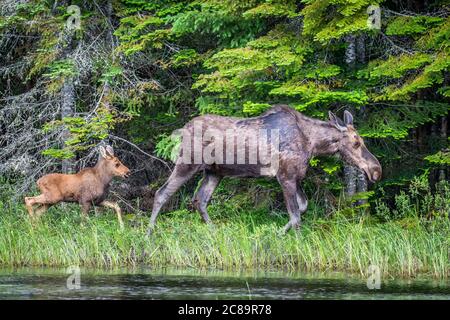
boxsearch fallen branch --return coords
[109,134,173,172]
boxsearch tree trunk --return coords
[102,0,115,146]
[60,25,77,173]
[61,77,75,173]
[344,34,357,196]
[356,34,365,64]
[356,35,368,204]
[439,116,448,181]
[345,34,356,68]
[356,168,368,202]
[356,113,368,204]
[344,166,357,195]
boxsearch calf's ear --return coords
[105,145,114,157]
[99,146,107,159]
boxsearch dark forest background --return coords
[1,0,449,219]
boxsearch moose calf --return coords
[24,146,130,229]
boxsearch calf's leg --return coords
[79,200,92,225]
[100,200,124,230]
[24,197,36,218]
[35,204,50,218]
[24,194,56,220]
[192,172,222,224]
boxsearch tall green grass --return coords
[0,198,448,278]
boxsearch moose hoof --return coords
[280,220,300,235]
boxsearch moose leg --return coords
[192,173,222,224]
[100,200,124,230]
[24,196,36,218]
[278,178,302,233]
[296,186,308,217]
[79,200,92,223]
[34,204,50,218]
[148,164,200,233]
[24,194,53,219]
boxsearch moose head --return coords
[98,146,131,178]
[329,111,382,183]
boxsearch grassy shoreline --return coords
[0,201,448,279]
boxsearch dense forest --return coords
[0,0,449,219]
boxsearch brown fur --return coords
[147,104,382,234]
[24,146,130,229]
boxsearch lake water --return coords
[0,268,448,300]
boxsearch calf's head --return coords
[99,146,131,178]
[329,111,382,183]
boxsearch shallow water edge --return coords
[0,267,448,300]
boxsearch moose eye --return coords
[115,163,120,167]
[353,141,361,149]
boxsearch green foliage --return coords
[358,102,449,139]
[381,52,450,101]
[41,148,77,160]
[417,17,450,50]
[113,0,449,179]
[0,2,49,29]
[114,14,168,54]
[358,53,432,81]
[43,59,79,92]
[270,82,368,111]
[425,149,450,166]
[309,156,342,175]
[243,101,271,115]
[302,63,341,80]
[43,59,77,79]
[0,2,66,82]
[115,0,265,56]
[386,16,445,36]
[42,108,117,159]
[375,177,450,221]
[99,66,123,84]
[171,49,201,68]
[155,133,182,162]
[242,1,299,19]
[301,0,383,42]
[171,8,262,48]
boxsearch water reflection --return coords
[0,267,448,300]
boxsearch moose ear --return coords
[329,111,347,132]
[105,145,114,157]
[99,146,107,159]
[343,110,353,126]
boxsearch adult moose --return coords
[148,105,381,234]
[24,146,130,229]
